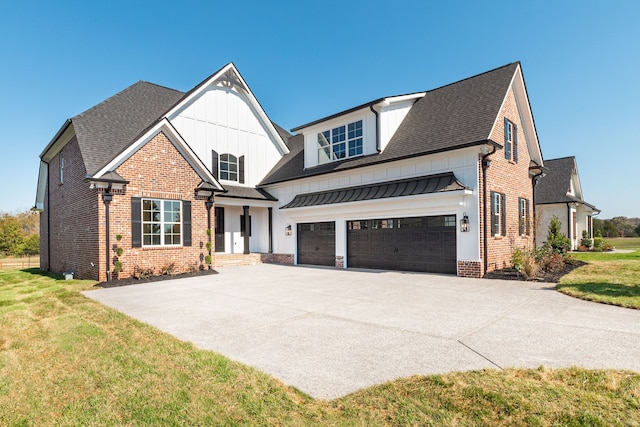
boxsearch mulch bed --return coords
[95,268,218,288]
[484,260,587,283]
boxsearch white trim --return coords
[92,118,224,191]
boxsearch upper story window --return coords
[142,199,182,246]
[317,120,363,164]
[518,197,530,236]
[220,154,238,181]
[504,118,518,163]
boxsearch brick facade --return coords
[40,137,100,279]
[41,131,213,282]
[482,87,535,273]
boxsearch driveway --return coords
[83,264,640,399]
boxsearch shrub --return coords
[546,216,571,254]
[580,230,593,249]
[134,265,155,279]
[160,262,176,275]
[535,243,567,272]
[113,260,123,273]
[511,247,540,279]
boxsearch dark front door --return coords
[297,222,335,266]
[347,215,457,274]
[214,207,225,252]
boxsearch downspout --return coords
[481,144,496,276]
[369,105,381,152]
[103,185,113,281]
[46,162,51,272]
[268,207,273,254]
[530,167,545,246]
[205,197,213,269]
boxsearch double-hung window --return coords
[491,191,506,236]
[518,197,530,236]
[142,199,182,246]
[219,154,238,181]
[318,120,363,164]
[504,118,518,162]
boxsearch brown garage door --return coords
[297,222,335,266]
[347,215,457,274]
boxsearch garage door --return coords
[297,222,335,266]
[347,215,457,274]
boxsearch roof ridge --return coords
[421,61,520,95]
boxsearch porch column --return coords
[268,207,273,254]
[243,205,250,254]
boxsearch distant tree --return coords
[636,223,640,237]
[0,214,24,256]
[20,234,40,256]
[601,220,619,238]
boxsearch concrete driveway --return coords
[83,264,640,400]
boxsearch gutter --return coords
[481,143,496,276]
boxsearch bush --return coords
[547,216,571,254]
[511,247,540,279]
[580,230,593,249]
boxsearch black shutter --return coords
[513,123,518,163]
[239,155,245,184]
[525,199,531,236]
[501,193,507,236]
[131,197,142,248]
[183,200,192,247]
[504,118,511,160]
[490,191,499,236]
[212,150,219,179]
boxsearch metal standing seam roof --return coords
[280,172,468,209]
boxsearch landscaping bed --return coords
[95,268,218,288]
[484,259,586,283]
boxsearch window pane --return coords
[333,142,346,159]
[332,126,345,143]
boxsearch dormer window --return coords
[317,120,363,164]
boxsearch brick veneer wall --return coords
[101,131,211,281]
[482,87,535,273]
[42,137,100,280]
[260,253,294,265]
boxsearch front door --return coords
[214,207,225,252]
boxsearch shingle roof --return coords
[260,62,519,186]
[281,172,468,209]
[535,157,598,210]
[72,81,185,176]
[218,184,277,201]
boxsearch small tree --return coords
[547,216,571,254]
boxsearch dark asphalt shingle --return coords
[535,156,598,210]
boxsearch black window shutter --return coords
[212,150,219,179]
[504,118,511,160]
[183,200,192,247]
[131,197,142,248]
[513,123,518,163]
[501,193,507,236]
[526,199,531,235]
[490,191,499,236]
[239,155,245,184]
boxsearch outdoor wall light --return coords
[460,213,470,232]
[285,224,292,236]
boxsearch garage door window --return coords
[372,219,395,229]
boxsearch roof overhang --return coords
[40,119,75,162]
[281,172,470,209]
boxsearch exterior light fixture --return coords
[460,213,470,232]
[285,224,292,236]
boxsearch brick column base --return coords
[457,261,482,278]
[335,256,344,269]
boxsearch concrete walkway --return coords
[83,264,640,399]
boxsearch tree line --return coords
[0,211,39,257]
[593,216,640,238]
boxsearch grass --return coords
[2,269,640,425]
[558,250,640,309]
[607,237,640,250]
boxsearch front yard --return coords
[1,268,640,425]
[558,250,640,309]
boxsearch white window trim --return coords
[493,192,502,236]
[142,198,182,247]
[219,153,238,182]
[317,120,363,164]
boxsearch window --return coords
[491,191,506,236]
[59,151,64,184]
[318,120,363,164]
[372,219,395,229]
[142,199,182,246]
[518,197,530,236]
[348,220,368,230]
[504,118,518,162]
[219,154,238,181]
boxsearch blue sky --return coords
[1,1,638,218]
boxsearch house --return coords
[534,156,599,249]
[35,61,544,281]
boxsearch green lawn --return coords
[607,237,640,250]
[558,250,640,309]
[2,269,640,426]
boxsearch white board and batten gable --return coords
[295,93,425,169]
[166,63,289,188]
